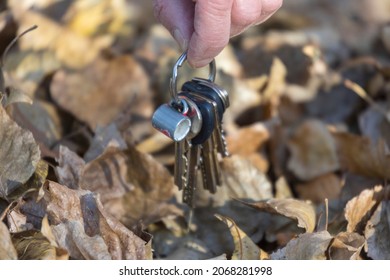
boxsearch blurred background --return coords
[1,0,390,260]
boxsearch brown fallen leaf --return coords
[364,200,390,259]
[82,145,181,227]
[271,231,333,260]
[215,214,268,260]
[0,221,17,259]
[51,55,152,130]
[226,122,272,172]
[295,173,342,204]
[345,185,385,233]
[238,198,316,233]
[0,106,40,199]
[328,232,365,260]
[44,181,151,260]
[333,132,390,179]
[287,119,339,181]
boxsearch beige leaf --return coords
[44,181,151,260]
[239,198,316,233]
[215,214,268,260]
[295,173,342,204]
[365,201,390,259]
[0,222,17,259]
[271,231,333,260]
[287,119,339,180]
[50,55,152,130]
[328,232,365,260]
[345,185,384,233]
[0,106,40,199]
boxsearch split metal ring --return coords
[169,52,216,103]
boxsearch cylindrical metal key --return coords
[152,104,191,141]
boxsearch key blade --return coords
[200,138,218,193]
[174,140,189,190]
[183,144,200,207]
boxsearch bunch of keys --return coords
[152,52,229,207]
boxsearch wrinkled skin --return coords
[153,0,283,67]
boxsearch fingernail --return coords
[173,29,188,51]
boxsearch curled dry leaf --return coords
[328,232,365,260]
[271,231,333,260]
[44,181,151,260]
[287,119,339,181]
[51,55,152,130]
[0,106,40,199]
[333,132,390,180]
[0,221,17,259]
[215,214,268,260]
[365,201,390,259]
[345,185,384,233]
[238,198,316,233]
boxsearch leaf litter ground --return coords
[1,0,390,260]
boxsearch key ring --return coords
[170,52,216,104]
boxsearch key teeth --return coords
[221,127,230,157]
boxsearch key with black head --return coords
[178,91,218,199]
[182,78,230,157]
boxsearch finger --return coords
[231,0,262,36]
[153,0,195,50]
[187,0,234,68]
[230,0,283,37]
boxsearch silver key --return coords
[183,144,200,207]
[174,139,190,190]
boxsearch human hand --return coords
[153,0,283,68]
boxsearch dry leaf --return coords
[345,185,385,233]
[44,181,151,260]
[56,146,85,190]
[328,232,365,260]
[83,123,127,162]
[215,214,268,260]
[226,122,272,172]
[14,10,112,68]
[364,201,390,259]
[295,173,342,204]
[0,106,40,199]
[287,119,339,180]
[51,55,152,130]
[191,155,273,256]
[239,198,316,233]
[0,221,17,259]
[12,230,64,260]
[82,145,181,227]
[333,132,390,179]
[271,231,333,260]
